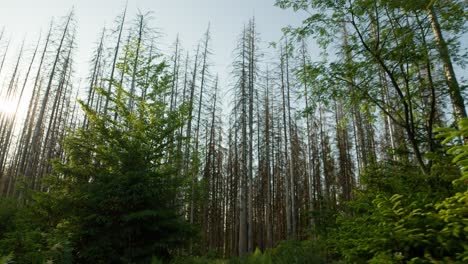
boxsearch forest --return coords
[0,0,467,263]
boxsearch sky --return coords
[1,1,465,118]
[0,0,311,113]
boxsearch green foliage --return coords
[167,241,325,264]
[0,195,73,264]
[437,118,468,186]
[0,253,13,264]
[213,121,467,264]
[53,53,192,262]
[0,40,193,264]
[0,198,18,237]
[170,256,228,264]
[320,119,468,263]
[225,241,325,264]
[267,240,325,264]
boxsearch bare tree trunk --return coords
[84,27,105,128]
[187,44,200,225]
[0,41,24,179]
[247,19,255,251]
[25,11,73,189]
[128,14,144,111]
[238,27,248,257]
[280,46,292,239]
[284,39,297,239]
[264,69,272,248]
[0,35,40,195]
[104,4,127,116]
[14,22,53,193]
[300,39,316,229]
[170,34,181,112]
[0,39,10,79]
[39,36,74,185]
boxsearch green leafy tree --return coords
[276,0,468,174]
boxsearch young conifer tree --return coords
[41,37,193,263]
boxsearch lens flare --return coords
[0,99,17,116]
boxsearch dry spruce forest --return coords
[0,0,467,263]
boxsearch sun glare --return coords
[0,99,17,116]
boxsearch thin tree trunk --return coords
[104,4,127,116]
[25,11,73,189]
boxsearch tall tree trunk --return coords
[284,39,297,239]
[238,27,248,257]
[280,46,292,239]
[264,69,272,248]
[247,19,255,252]
[104,4,127,116]
[0,35,40,195]
[25,11,73,190]
[427,7,466,122]
[128,14,144,111]
[187,44,200,225]
[84,27,105,128]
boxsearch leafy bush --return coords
[325,119,468,263]
[0,195,73,264]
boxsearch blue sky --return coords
[1,1,464,115]
[0,0,311,109]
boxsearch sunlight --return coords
[0,99,17,116]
